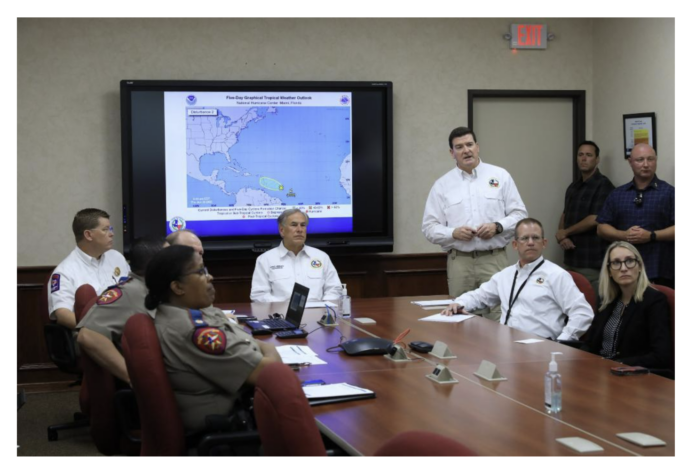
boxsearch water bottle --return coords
[339,283,351,317]
[544,352,563,413]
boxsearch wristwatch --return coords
[494,222,503,235]
[650,231,657,242]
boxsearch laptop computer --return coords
[246,283,310,331]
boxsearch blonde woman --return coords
[581,241,672,370]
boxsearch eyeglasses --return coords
[634,191,643,207]
[181,266,209,278]
[608,258,638,270]
[516,235,543,243]
[632,156,657,164]
[92,226,114,233]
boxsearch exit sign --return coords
[510,24,547,49]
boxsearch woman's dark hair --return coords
[144,245,197,310]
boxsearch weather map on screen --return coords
[163,92,353,236]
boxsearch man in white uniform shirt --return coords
[48,208,130,329]
[442,219,593,341]
[251,209,342,303]
[423,127,527,321]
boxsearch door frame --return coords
[467,90,586,179]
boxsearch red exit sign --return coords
[510,24,548,49]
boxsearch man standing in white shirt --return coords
[48,208,130,329]
[423,127,527,321]
[250,208,342,303]
[442,219,594,341]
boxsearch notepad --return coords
[276,345,327,366]
[419,314,476,323]
[302,383,375,406]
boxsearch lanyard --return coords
[504,260,545,326]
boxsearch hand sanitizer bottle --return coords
[545,352,563,413]
[339,283,351,317]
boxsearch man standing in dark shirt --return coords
[597,143,675,288]
[556,141,615,293]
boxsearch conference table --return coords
[221,296,675,456]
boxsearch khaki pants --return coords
[447,248,508,321]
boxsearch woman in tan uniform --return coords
[144,245,281,432]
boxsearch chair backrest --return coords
[651,284,675,352]
[253,362,326,456]
[122,314,186,456]
[75,284,98,323]
[567,270,597,314]
[374,430,477,456]
[82,348,120,454]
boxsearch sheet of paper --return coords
[222,310,235,315]
[305,301,338,308]
[276,345,328,365]
[514,338,546,344]
[411,299,455,307]
[302,383,374,399]
[418,314,475,323]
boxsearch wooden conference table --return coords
[221,296,675,456]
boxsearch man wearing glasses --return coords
[48,208,130,329]
[442,219,593,341]
[596,144,675,288]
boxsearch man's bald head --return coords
[165,230,204,256]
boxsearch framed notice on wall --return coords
[623,112,656,158]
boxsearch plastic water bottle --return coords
[545,352,563,413]
[340,283,351,317]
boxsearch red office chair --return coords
[75,284,97,322]
[123,314,259,456]
[374,430,477,456]
[651,284,675,349]
[77,285,141,455]
[567,271,597,314]
[43,279,90,441]
[253,362,326,456]
[122,314,186,456]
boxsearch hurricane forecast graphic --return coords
[186,106,352,210]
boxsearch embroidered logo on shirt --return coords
[193,328,226,355]
[489,178,500,188]
[97,288,123,305]
[536,277,545,285]
[311,259,323,269]
[114,267,121,277]
[51,274,61,293]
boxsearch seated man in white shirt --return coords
[442,218,594,341]
[250,208,343,303]
[48,208,130,329]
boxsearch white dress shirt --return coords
[250,243,343,303]
[48,247,131,319]
[422,161,527,252]
[454,256,594,340]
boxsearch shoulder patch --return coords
[310,259,323,269]
[51,274,61,293]
[97,288,123,305]
[193,328,227,355]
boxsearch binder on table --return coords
[302,383,376,406]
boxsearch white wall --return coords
[592,18,675,186]
[17,18,673,266]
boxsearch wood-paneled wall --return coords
[17,253,448,385]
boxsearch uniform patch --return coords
[489,178,500,188]
[97,288,123,305]
[536,277,545,285]
[114,267,121,277]
[193,328,226,355]
[51,274,61,293]
[311,259,322,269]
